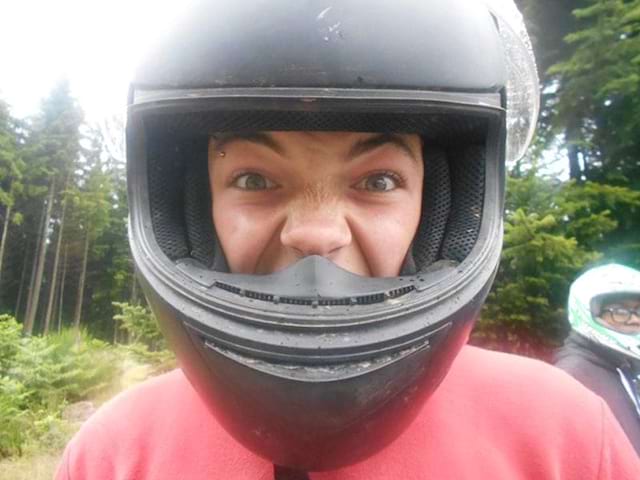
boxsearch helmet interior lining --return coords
[144,110,487,274]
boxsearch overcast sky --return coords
[1,0,567,177]
[0,0,195,121]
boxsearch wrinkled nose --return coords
[280,204,352,258]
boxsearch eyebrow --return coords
[211,132,419,161]
[348,133,419,162]
[212,132,285,156]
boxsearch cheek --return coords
[349,199,422,277]
[212,196,283,274]
[611,325,640,335]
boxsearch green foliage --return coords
[474,171,640,357]
[85,160,133,338]
[10,211,23,226]
[0,315,122,458]
[549,0,640,185]
[0,99,25,209]
[0,377,30,457]
[10,330,119,410]
[113,302,164,349]
[25,412,79,454]
[114,343,176,377]
[67,143,113,243]
[23,80,83,183]
[113,302,175,374]
[0,315,21,374]
[0,307,175,460]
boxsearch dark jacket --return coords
[555,332,640,455]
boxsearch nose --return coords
[280,203,352,258]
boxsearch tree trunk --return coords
[73,228,90,331]
[568,144,581,181]
[14,239,30,318]
[0,203,12,287]
[57,243,68,333]
[43,187,69,334]
[23,201,47,324]
[113,317,119,344]
[50,264,60,333]
[566,113,583,181]
[24,180,55,335]
[130,266,139,305]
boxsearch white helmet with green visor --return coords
[568,264,640,361]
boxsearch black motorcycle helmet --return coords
[126,0,539,471]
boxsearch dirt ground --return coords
[0,451,66,480]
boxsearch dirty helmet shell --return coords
[126,0,539,471]
[568,264,640,362]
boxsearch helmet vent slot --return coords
[212,281,416,307]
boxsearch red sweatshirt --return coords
[56,346,640,479]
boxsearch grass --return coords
[0,356,165,480]
[0,450,68,480]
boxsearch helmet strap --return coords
[273,464,310,480]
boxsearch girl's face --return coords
[598,296,640,335]
[209,131,424,277]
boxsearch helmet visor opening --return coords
[127,91,505,319]
[132,96,502,273]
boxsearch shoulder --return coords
[554,336,613,373]
[554,344,592,370]
[451,344,587,391]
[56,370,270,480]
[446,345,609,415]
[56,371,194,479]
[425,346,640,478]
[340,346,640,479]
[77,369,200,435]
[555,348,620,395]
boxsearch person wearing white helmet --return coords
[555,264,640,454]
[56,1,639,478]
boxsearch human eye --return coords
[232,172,277,191]
[354,172,403,192]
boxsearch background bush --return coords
[113,302,176,375]
[0,308,174,459]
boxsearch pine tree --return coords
[20,80,83,334]
[0,99,25,294]
[475,169,640,357]
[549,0,640,184]
[66,129,114,331]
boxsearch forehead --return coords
[210,131,422,158]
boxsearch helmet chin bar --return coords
[139,263,486,470]
[176,255,447,309]
[134,225,500,469]
[187,321,458,470]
